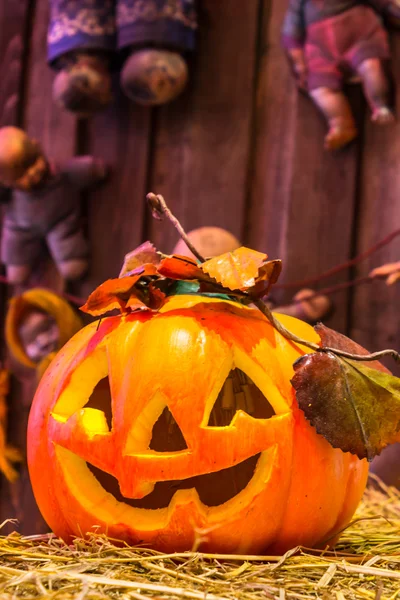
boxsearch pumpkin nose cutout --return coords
[207,368,276,426]
[149,408,188,452]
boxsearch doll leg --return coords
[273,289,332,324]
[46,211,89,281]
[1,223,42,285]
[117,0,197,106]
[356,58,394,124]
[48,0,117,116]
[310,87,358,150]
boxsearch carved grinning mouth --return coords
[87,453,262,509]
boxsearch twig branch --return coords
[254,300,400,364]
[146,193,206,263]
[274,227,400,290]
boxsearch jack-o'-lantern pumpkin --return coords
[27,237,369,554]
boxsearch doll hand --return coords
[369,261,400,285]
[386,2,400,26]
[287,48,308,91]
[91,158,109,181]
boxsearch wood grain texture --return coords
[147,0,260,254]
[0,0,31,126]
[76,92,151,299]
[349,34,400,366]
[0,0,77,534]
[245,0,297,258]
[276,85,363,333]
[0,0,34,532]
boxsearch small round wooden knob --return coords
[121,49,188,106]
[53,55,112,117]
[173,227,241,260]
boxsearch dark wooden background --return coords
[0,0,399,534]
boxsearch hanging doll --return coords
[5,288,83,381]
[282,0,400,150]
[47,0,197,116]
[0,126,107,285]
[172,226,332,324]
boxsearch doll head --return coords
[17,309,59,364]
[173,227,241,259]
[5,288,83,378]
[0,127,49,191]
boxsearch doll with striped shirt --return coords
[282,0,400,150]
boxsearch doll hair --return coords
[5,288,83,380]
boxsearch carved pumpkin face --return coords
[28,295,368,554]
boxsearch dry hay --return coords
[0,477,400,599]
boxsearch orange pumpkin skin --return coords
[27,295,368,554]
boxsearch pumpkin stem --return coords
[254,299,400,364]
[146,193,206,263]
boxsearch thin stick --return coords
[146,193,206,263]
[274,227,400,290]
[254,300,400,364]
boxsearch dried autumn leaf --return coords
[201,247,282,294]
[119,241,162,277]
[81,265,158,316]
[248,259,282,297]
[314,323,390,374]
[127,283,166,310]
[157,255,207,281]
[292,352,400,460]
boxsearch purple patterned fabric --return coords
[48,0,197,65]
[48,0,117,64]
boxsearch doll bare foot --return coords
[58,258,88,280]
[324,123,358,150]
[7,264,31,285]
[371,107,395,125]
[53,53,112,118]
[294,288,332,322]
[274,289,332,324]
[121,49,188,106]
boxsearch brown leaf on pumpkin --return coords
[314,323,390,374]
[81,265,158,316]
[119,241,162,277]
[248,259,282,297]
[291,351,400,461]
[200,247,282,294]
[147,284,167,309]
[157,255,207,281]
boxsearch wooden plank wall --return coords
[0,0,399,533]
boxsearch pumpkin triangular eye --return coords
[150,407,188,451]
[207,368,276,426]
[85,377,113,430]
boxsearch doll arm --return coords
[282,0,306,50]
[367,0,400,21]
[64,156,108,190]
[282,0,308,90]
[369,261,400,285]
